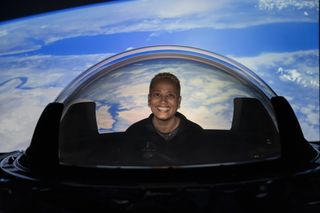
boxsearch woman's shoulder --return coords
[125,116,151,133]
[177,112,203,131]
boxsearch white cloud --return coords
[0,53,111,88]
[96,105,114,130]
[0,30,8,37]
[258,0,319,11]
[233,49,319,89]
[300,121,320,141]
[118,82,149,98]
[292,102,320,140]
[147,0,222,18]
[0,79,62,152]
[180,104,231,129]
[117,106,150,130]
[278,68,301,82]
[277,68,318,88]
[300,104,319,126]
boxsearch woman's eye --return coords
[152,93,161,98]
[167,94,176,99]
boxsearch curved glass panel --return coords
[57,46,280,168]
[56,46,277,104]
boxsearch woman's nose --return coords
[160,95,168,102]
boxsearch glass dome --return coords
[56,45,281,168]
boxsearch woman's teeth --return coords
[158,107,169,112]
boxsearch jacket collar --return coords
[146,112,187,133]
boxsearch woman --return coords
[124,72,203,165]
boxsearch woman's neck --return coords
[152,116,180,133]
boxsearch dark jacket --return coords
[122,112,204,166]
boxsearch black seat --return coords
[230,97,281,161]
[231,97,277,133]
[59,101,98,153]
[59,101,123,166]
[20,102,64,171]
[200,98,281,164]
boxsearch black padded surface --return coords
[271,96,318,163]
[59,98,282,167]
[231,97,277,134]
[59,102,123,165]
[23,102,64,169]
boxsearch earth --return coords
[0,0,318,152]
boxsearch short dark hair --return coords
[149,72,181,96]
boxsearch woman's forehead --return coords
[151,80,178,91]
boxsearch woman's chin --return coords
[154,114,172,121]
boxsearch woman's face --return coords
[148,80,181,122]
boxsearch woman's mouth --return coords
[157,107,170,112]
